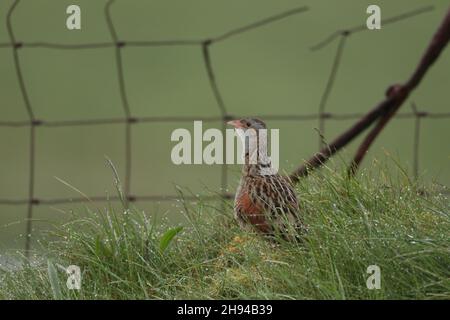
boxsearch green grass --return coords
[0,163,449,300]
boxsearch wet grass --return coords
[0,163,449,300]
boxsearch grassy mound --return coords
[0,166,449,300]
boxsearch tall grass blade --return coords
[105,156,128,209]
[47,259,63,300]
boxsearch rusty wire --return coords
[1,1,448,256]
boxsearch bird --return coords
[227,118,305,241]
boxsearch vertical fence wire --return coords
[317,33,347,150]
[6,0,37,256]
[105,0,133,202]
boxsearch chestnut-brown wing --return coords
[247,174,303,238]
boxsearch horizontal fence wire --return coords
[1,112,450,128]
[0,1,448,255]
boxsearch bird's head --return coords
[227,117,267,160]
[226,118,266,131]
[227,117,273,174]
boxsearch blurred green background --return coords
[0,0,449,253]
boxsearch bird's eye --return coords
[245,121,251,127]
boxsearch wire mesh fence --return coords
[1,1,449,255]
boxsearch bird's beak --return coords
[227,119,243,128]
